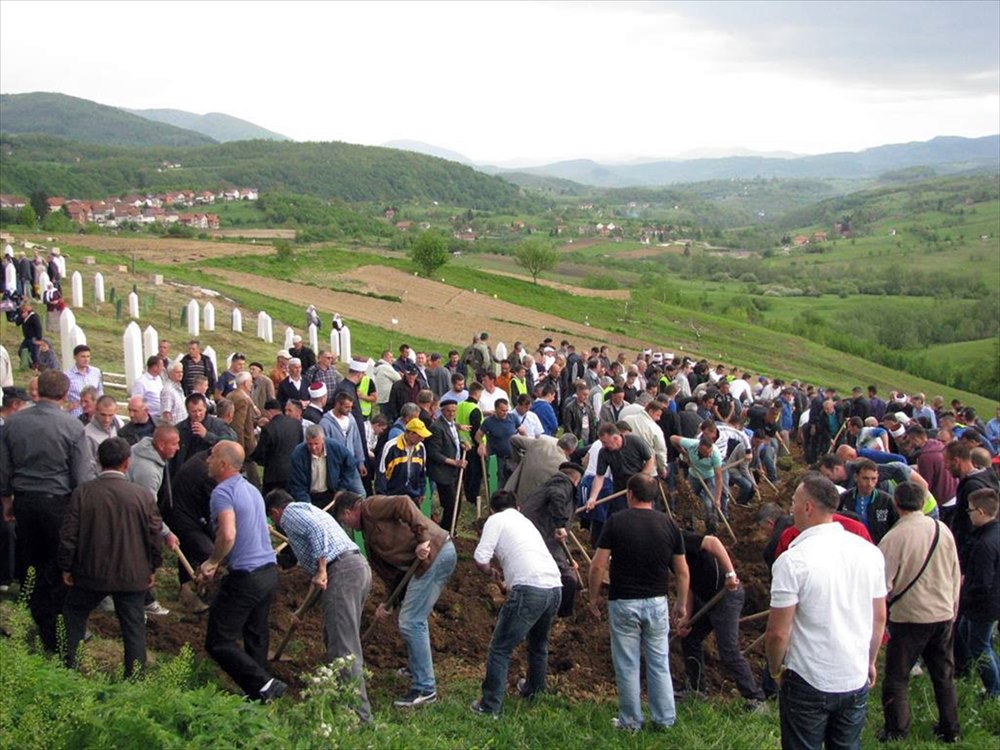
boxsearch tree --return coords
[513,238,559,284]
[273,239,294,261]
[18,204,37,228]
[410,230,450,277]
[29,191,48,221]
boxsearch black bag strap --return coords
[888,520,940,609]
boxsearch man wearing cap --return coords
[385,362,422,424]
[288,334,316,373]
[288,424,365,507]
[269,350,290,391]
[303,381,329,424]
[333,358,376,437]
[377,418,431,504]
[250,399,303,494]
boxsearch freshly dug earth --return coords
[90,467,798,704]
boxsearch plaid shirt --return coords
[280,501,358,575]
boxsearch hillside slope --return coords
[126,108,291,142]
[0,92,215,147]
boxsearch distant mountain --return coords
[502,135,1000,187]
[125,108,291,143]
[0,92,215,147]
[382,140,474,165]
[671,146,801,160]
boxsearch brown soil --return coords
[87,463,798,703]
[203,266,648,356]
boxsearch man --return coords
[334,357,377,432]
[266,489,372,722]
[910,393,937,429]
[945,439,1000,551]
[530,383,559,437]
[269,350,290,391]
[216,353,246,401]
[765,473,887,750]
[288,334,316,373]
[505,432,579,498]
[321,391,367,479]
[471,489,562,716]
[878,481,961,742]
[248,361,275,415]
[439,371,468,407]
[677,529,765,706]
[671,433,724,534]
[476,398,521,489]
[15,300,42,369]
[586,423,655,540]
[378,418,431,504]
[1,370,90,650]
[250,399,303,494]
[511,393,545,438]
[622,399,668,478]
[82,395,123,479]
[165,448,217,613]
[197,441,285,702]
[519,461,585,616]
[837,458,897,545]
[954,488,1000,699]
[426,401,467,532]
[131,356,165,419]
[58,438,162,678]
[118,395,156,446]
[306,349,342,399]
[385,362,422,424]
[172,393,237,472]
[334,491,457,708]
[288,424,365,506]
[156,340,172,373]
[180,339,217,397]
[277,357,310,407]
[374,350,402,411]
[588,474,689,731]
[161,362,187,424]
[563,380,598,446]
[227,371,259,459]
[477,371,505,417]
[66,344,104,417]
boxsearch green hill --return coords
[0,133,525,210]
[0,92,215,147]
[125,108,292,143]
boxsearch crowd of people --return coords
[1,321,998,747]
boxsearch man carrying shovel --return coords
[265,489,372,724]
[334,491,456,709]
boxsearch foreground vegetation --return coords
[2,595,998,749]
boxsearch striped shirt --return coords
[280,501,358,575]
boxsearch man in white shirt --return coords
[131,356,165,419]
[765,473,887,750]
[471,489,562,716]
[511,394,545,438]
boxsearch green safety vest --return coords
[455,400,481,448]
[359,375,373,417]
[510,377,527,398]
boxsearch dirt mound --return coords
[86,463,797,705]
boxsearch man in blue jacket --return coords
[287,425,364,507]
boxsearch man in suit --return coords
[287,425,365,507]
[227,372,259,457]
[505,432,580,499]
[426,401,468,532]
[250,399,304,494]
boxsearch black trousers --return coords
[437,480,459,533]
[882,619,959,740]
[205,563,278,697]
[170,520,214,586]
[13,493,69,651]
[64,587,147,678]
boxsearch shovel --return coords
[270,582,321,661]
[361,558,421,643]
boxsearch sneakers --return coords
[98,596,116,613]
[745,699,770,715]
[396,666,413,679]
[611,718,640,733]
[393,689,437,708]
[258,678,288,704]
[144,601,170,616]
[909,662,924,677]
[516,677,530,697]
[470,699,498,718]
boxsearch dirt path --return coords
[473,267,630,299]
[43,232,274,263]
[204,265,647,353]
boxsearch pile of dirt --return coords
[90,466,800,703]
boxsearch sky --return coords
[1,0,998,165]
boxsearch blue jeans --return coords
[754,442,778,482]
[779,670,868,750]
[955,615,1000,697]
[398,540,457,693]
[692,475,719,533]
[480,585,561,713]
[608,596,676,729]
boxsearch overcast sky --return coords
[1,1,997,165]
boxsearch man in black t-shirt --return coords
[677,530,765,704]
[588,474,689,731]
[584,423,655,545]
